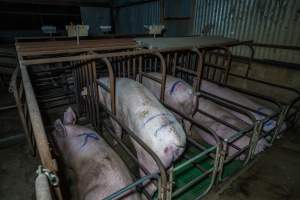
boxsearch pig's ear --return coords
[63,107,76,125]
[54,119,67,137]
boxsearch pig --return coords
[200,80,286,133]
[138,72,198,131]
[97,78,186,193]
[140,73,269,158]
[51,107,141,200]
[191,99,269,159]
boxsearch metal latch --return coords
[36,165,59,187]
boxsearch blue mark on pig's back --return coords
[169,80,182,95]
[143,113,173,127]
[77,132,99,148]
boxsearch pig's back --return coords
[139,73,197,116]
[200,80,274,116]
[98,77,174,129]
[78,142,139,200]
[65,126,140,200]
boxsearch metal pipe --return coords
[0,104,17,111]
[18,63,62,199]
[0,134,25,148]
[103,174,160,200]
[9,67,35,155]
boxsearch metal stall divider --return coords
[159,48,264,183]
[72,49,223,199]
[72,51,168,200]
[10,64,63,199]
[133,50,222,199]
[223,42,300,144]
[12,38,139,200]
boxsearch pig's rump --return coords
[200,80,286,133]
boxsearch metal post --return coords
[271,105,288,144]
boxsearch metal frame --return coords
[72,50,223,199]
[12,37,299,200]
[164,44,293,145]
[160,48,261,182]
[222,42,300,143]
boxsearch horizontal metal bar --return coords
[252,43,300,51]
[0,133,25,148]
[172,168,213,198]
[0,104,17,111]
[103,174,159,200]
[228,73,300,97]
[173,146,216,172]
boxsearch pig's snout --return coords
[164,143,185,162]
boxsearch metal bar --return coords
[9,67,35,155]
[174,147,216,172]
[20,47,239,66]
[172,168,213,198]
[103,174,159,200]
[19,63,56,171]
[19,45,137,57]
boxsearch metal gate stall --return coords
[12,38,222,199]
[72,49,223,199]
[137,37,300,144]
[11,36,300,200]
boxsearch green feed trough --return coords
[171,145,244,200]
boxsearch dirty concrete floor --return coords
[0,126,299,200]
[214,127,300,200]
[0,143,38,200]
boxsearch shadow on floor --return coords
[217,127,300,200]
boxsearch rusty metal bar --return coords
[19,63,56,171]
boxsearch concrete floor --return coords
[213,127,300,200]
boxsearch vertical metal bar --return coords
[172,52,177,76]
[222,48,232,85]
[102,58,116,115]
[19,63,58,181]
[138,56,143,83]
[248,121,263,161]
[271,105,288,144]
[132,57,137,79]
[193,49,204,93]
[10,68,35,155]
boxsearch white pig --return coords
[97,78,186,191]
[138,72,197,131]
[192,99,269,158]
[51,107,140,200]
[140,74,268,158]
[200,80,286,133]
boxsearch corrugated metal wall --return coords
[164,0,194,36]
[115,1,160,34]
[193,0,300,64]
[81,7,111,36]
